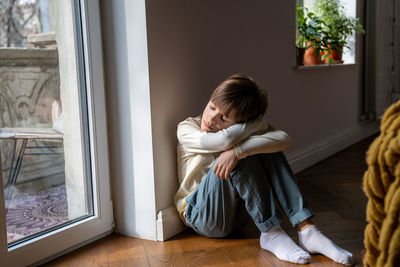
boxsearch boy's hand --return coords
[213,148,238,180]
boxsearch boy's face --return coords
[201,101,236,132]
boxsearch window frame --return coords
[295,0,362,68]
[0,0,113,265]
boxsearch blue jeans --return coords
[185,152,314,238]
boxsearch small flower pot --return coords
[296,47,305,66]
[304,46,323,66]
[324,45,344,64]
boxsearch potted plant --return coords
[315,0,365,64]
[296,4,331,65]
[295,32,306,66]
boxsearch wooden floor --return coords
[44,136,375,267]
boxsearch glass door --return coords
[0,0,113,265]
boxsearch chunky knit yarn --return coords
[363,100,400,267]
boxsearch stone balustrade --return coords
[0,47,64,188]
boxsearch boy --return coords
[174,74,353,265]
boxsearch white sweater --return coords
[174,116,292,223]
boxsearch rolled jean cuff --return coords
[255,213,283,233]
[288,208,314,227]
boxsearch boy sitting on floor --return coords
[174,74,353,265]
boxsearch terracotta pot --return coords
[323,45,343,64]
[296,47,305,66]
[303,46,323,66]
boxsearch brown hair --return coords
[210,74,268,123]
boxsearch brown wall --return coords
[145,0,374,212]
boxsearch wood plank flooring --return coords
[43,135,375,267]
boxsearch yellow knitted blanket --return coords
[363,100,400,267]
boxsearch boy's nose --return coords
[208,115,217,125]
[209,111,218,121]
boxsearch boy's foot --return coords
[298,225,353,265]
[260,225,311,264]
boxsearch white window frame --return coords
[0,0,113,265]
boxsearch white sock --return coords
[298,225,353,265]
[260,225,311,264]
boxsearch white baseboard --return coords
[156,122,379,241]
[286,121,379,173]
[156,206,186,241]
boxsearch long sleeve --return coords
[177,117,268,154]
[234,129,292,159]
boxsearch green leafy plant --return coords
[315,0,365,53]
[296,4,332,63]
[295,1,365,65]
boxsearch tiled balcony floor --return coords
[5,184,68,244]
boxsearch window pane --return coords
[0,0,93,246]
[301,0,358,64]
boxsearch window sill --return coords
[294,63,356,70]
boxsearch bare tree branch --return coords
[6,0,16,47]
[1,0,41,47]
[22,8,36,28]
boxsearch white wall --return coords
[101,0,157,240]
[101,0,378,239]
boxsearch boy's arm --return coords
[233,127,292,159]
[177,118,268,153]
[213,127,291,180]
